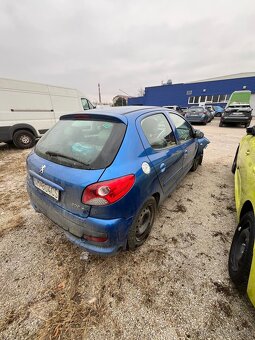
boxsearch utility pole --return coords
[98,83,102,104]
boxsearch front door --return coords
[168,113,197,174]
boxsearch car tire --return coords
[219,121,224,127]
[190,154,201,172]
[13,130,36,149]
[228,211,255,288]
[198,153,203,165]
[127,197,156,250]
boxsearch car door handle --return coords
[184,149,188,157]
[160,163,166,173]
[246,150,250,156]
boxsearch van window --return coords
[81,98,90,110]
[35,119,126,170]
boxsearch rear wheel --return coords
[13,130,36,149]
[127,197,156,250]
[228,211,255,288]
[219,121,224,127]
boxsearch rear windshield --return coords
[35,119,126,170]
[188,107,204,112]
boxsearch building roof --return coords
[188,72,255,84]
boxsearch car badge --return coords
[40,165,46,174]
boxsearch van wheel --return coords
[228,211,255,288]
[127,197,156,250]
[13,130,36,149]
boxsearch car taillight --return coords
[82,234,108,243]
[82,174,135,206]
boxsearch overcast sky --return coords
[0,0,254,102]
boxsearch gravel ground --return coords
[1,118,255,340]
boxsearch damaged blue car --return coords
[26,106,209,255]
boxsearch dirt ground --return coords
[1,118,255,340]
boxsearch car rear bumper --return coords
[186,116,207,123]
[221,116,251,124]
[27,182,133,255]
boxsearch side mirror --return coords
[194,129,204,138]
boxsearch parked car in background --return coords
[229,126,255,307]
[27,106,209,255]
[205,107,214,122]
[185,106,210,125]
[181,107,188,115]
[205,105,216,117]
[212,105,224,117]
[0,78,94,149]
[164,105,184,115]
[220,91,252,127]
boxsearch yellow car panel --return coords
[235,133,255,306]
[248,244,255,306]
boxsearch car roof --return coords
[60,106,170,124]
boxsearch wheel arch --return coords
[10,124,38,138]
[152,192,160,206]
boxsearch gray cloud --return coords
[0,0,254,102]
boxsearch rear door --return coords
[137,112,184,195]
[168,113,197,174]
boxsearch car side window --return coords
[169,113,193,143]
[141,113,176,150]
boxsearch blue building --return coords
[128,72,255,110]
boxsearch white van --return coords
[0,78,95,148]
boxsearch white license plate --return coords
[34,178,59,200]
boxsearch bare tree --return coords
[137,87,145,96]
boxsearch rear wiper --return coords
[45,151,90,167]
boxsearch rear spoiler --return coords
[60,112,127,124]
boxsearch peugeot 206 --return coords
[26,106,209,255]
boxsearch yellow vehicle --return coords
[229,126,255,306]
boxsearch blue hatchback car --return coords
[27,106,209,255]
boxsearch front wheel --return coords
[13,130,36,149]
[127,197,156,250]
[228,211,255,288]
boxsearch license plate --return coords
[231,112,244,116]
[34,178,59,200]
